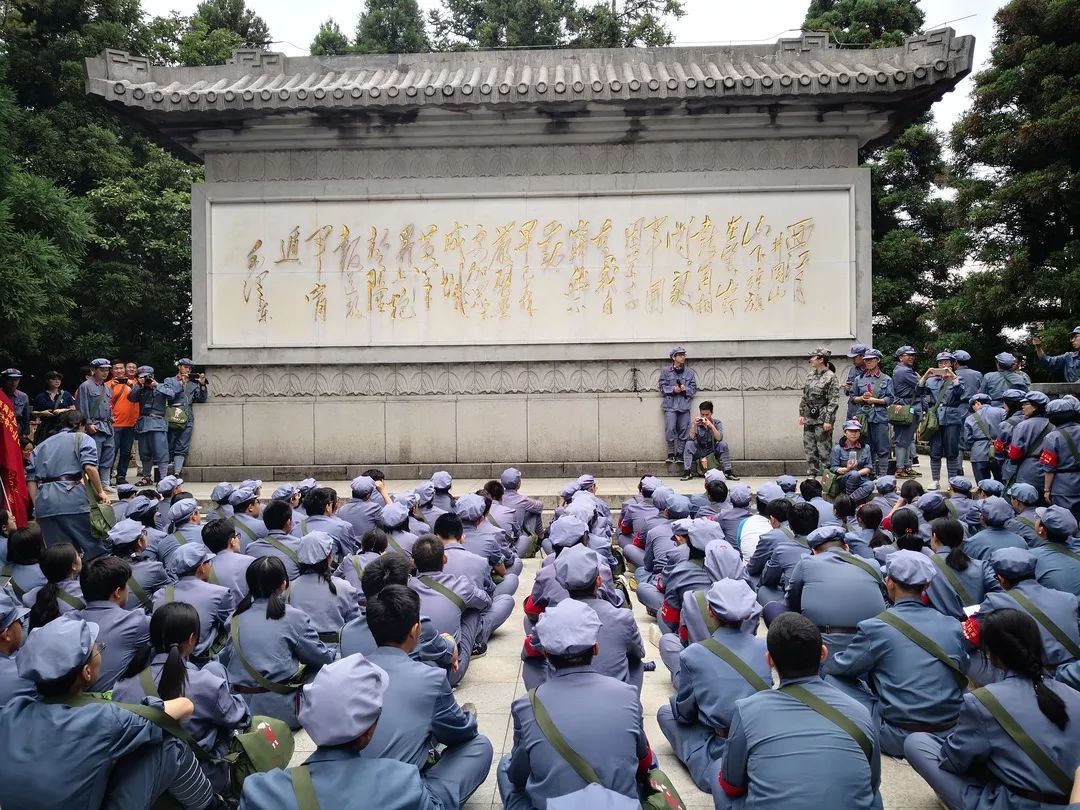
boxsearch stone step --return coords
[169,459,806,483]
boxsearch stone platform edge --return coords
[174,459,806,483]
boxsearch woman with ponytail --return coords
[925,517,1000,620]
[874,507,923,565]
[113,602,250,792]
[225,556,334,729]
[906,609,1080,809]
[25,543,84,628]
[288,532,359,650]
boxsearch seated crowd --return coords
[1,451,1080,809]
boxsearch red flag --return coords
[0,391,29,526]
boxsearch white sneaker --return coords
[103,485,116,493]
[929,481,940,491]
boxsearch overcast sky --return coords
[140,0,998,134]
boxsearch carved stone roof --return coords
[86,28,973,118]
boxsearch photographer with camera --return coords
[163,358,208,477]
[126,365,180,486]
[680,401,738,481]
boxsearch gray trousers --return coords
[657,703,723,792]
[494,573,520,598]
[634,567,663,613]
[903,733,968,810]
[659,632,684,684]
[479,594,516,644]
[664,410,691,455]
[39,512,104,560]
[683,441,732,472]
[106,736,215,810]
[92,431,115,487]
[893,420,918,470]
[425,735,494,809]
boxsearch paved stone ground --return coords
[284,554,942,809]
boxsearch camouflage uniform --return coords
[800,367,840,475]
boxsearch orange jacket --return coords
[107,379,139,428]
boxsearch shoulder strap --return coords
[138,667,160,698]
[974,413,995,442]
[233,516,257,542]
[300,519,308,535]
[165,584,175,604]
[266,536,300,565]
[229,615,302,694]
[833,550,883,582]
[972,688,1072,795]
[56,589,86,610]
[127,576,153,611]
[695,589,720,634]
[528,689,601,785]
[1046,543,1080,564]
[1015,516,1037,531]
[172,531,187,547]
[944,499,958,519]
[418,575,467,612]
[791,534,810,549]
[780,526,794,539]
[351,555,364,579]
[290,765,322,810]
[0,564,22,600]
[930,556,974,606]
[781,684,873,764]
[931,379,952,406]
[385,534,406,555]
[207,566,220,586]
[1005,590,1080,658]
[877,611,968,688]
[1058,428,1080,468]
[700,638,771,692]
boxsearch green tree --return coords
[0,83,93,359]
[311,19,354,55]
[940,0,1080,368]
[803,0,924,47]
[804,0,964,359]
[0,0,205,377]
[356,0,429,53]
[178,17,245,66]
[191,0,271,49]
[569,0,685,48]
[430,0,578,49]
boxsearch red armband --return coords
[962,615,981,646]
[718,772,748,798]
[522,634,544,658]
[633,532,646,549]
[523,595,545,621]
[992,438,1006,454]
[660,601,681,626]
[1006,444,1024,462]
[1040,449,1059,468]
[678,622,689,642]
[881,515,892,532]
[637,745,654,775]
[920,592,930,606]
[619,518,632,537]
[655,578,666,594]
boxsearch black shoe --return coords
[724,470,741,480]
[680,471,695,481]
[470,641,488,659]
[665,454,677,463]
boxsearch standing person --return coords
[31,371,75,443]
[843,344,869,420]
[952,350,983,474]
[980,352,1029,406]
[798,348,840,479]
[25,411,108,558]
[659,345,697,464]
[75,358,116,492]
[106,361,139,486]
[849,349,894,476]
[1041,398,1080,515]
[962,394,1005,483]
[905,609,1080,809]
[924,353,965,491]
[163,359,208,477]
[891,346,924,479]
[0,369,30,440]
[1002,391,1052,493]
[1033,326,1080,382]
[127,365,178,486]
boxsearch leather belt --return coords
[816,625,859,634]
[233,684,271,695]
[893,719,957,733]
[39,475,82,484]
[1009,786,1068,805]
